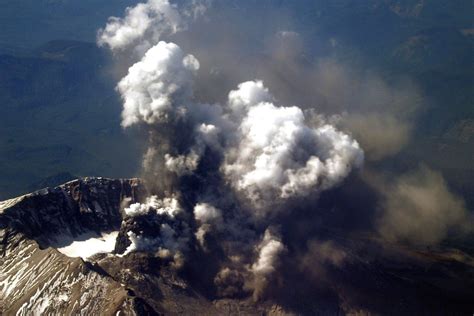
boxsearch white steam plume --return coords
[97,0,209,54]
[194,202,223,224]
[223,81,364,208]
[124,225,187,265]
[194,202,223,248]
[165,151,200,176]
[97,0,182,52]
[122,195,189,265]
[227,80,273,118]
[125,195,183,217]
[118,41,199,127]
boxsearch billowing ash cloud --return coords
[343,113,412,161]
[372,167,473,245]
[193,202,223,248]
[98,0,181,52]
[120,195,190,267]
[227,80,273,117]
[223,81,363,208]
[194,202,222,224]
[97,0,210,53]
[125,195,183,217]
[94,0,474,305]
[250,228,286,300]
[98,0,365,301]
[118,41,199,127]
[91,1,474,310]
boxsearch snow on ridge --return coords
[56,232,119,260]
[0,195,31,213]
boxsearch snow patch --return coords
[56,232,119,260]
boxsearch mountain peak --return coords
[0,177,292,315]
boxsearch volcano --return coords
[1,177,473,315]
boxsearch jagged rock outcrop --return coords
[0,178,293,315]
[0,232,146,315]
[0,177,143,248]
[0,177,152,315]
[2,178,472,315]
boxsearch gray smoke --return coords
[98,0,471,304]
[99,0,363,298]
[368,166,473,245]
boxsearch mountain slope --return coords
[0,177,149,315]
[1,233,141,315]
[0,178,290,315]
[1,178,473,315]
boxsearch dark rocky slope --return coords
[1,178,473,315]
[0,178,289,315]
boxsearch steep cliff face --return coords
[2,178,473,315]
[0,177,143,248]
[0,177,153,315]
[0,178,287,315]
[0,232,140,315]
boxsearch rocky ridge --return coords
[0,177,152,315]
[0,177,291,315]
[1,177,473,315]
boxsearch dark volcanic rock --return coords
[0,230,159,315]
[0,178,293,315]
[1,177,473,315]
[0,177,144,248]
[113,212,164,255]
